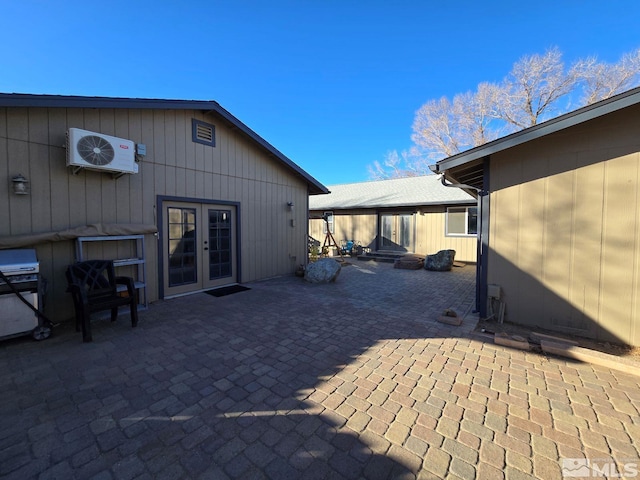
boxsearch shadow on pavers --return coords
[0,261,476,479]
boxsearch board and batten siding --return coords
[309,210,378,250]
[309,208,477,262]
[414,206,476,262]
[0,106,309,323]
[488,103,640,346]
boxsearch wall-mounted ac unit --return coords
[66,128,138,175]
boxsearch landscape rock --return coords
[305,258,341,283]
[425,249,456,271]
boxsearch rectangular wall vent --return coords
[192,119,216,147]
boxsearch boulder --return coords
[304,258,341,283]
[425,249,456,271]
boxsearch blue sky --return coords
[2,1,639,186]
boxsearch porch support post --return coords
[476,157,490,316]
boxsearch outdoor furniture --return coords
[340,240,362,256]
[66,260,138,342]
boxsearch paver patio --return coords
[1,261,639,479]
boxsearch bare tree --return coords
[573,48,640,104]
[458,82,503,147]
[410,96,462,160]
[367,150,419,180]
[498,47,575,129]
[410,83,502,162]
[369,46,640,179]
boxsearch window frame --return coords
[445,206,478,237]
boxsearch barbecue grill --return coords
[0,249,50,340]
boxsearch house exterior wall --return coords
[309,209,378,250]
[415,206,476,262]
[309,207,477,262]
[0,106,309,323]
[488,103,640,346]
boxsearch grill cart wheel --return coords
[32,325,51,341]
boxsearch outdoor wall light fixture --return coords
[11,174,29,195]
[287,201,294,210]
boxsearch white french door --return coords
[163,201,237,297]
[380,213,414,252]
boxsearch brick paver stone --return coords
[0,263,639,479]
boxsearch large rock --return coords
[425,249,456,271]
[305,258,341,283]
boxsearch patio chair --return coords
[66,260,138,342]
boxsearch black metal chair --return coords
[66,260,138,342]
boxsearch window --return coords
[446,206,478,236]
[192,119,216,147]
[322,211,334,234]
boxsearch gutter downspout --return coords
[429,165,487,316]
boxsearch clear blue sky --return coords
[2,1,639,186]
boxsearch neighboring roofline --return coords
[0,93,329,195]
[309,199,476,211]
[432,86,640,173]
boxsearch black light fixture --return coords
[11,174,29,195]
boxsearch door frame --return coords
[157,196,241,299]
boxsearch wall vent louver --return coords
[196,123,214,143]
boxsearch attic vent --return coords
[192,119,216,147]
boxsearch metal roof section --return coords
[0,93,329,195]
[309,175,475,210]
[432,86,640,175]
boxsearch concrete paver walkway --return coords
[1,261,639,479]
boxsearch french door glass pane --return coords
[381,215,393,248]
[208,209,232,280]
[399,215,412,248]
[168,207,197,287]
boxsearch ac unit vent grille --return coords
[66,128,138,175]
[77,135,115,166]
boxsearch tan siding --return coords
[310,208,477,262]
[488,105,640,345]
[414,207,476,261]
[598,153,639,343]
[8,108,28,141]
[8,138,31,235]
[165,111,177,168]
[1,105,311,324]
[29,110,52,233]
[0,117,9,234]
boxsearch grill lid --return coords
[0,249,39,275]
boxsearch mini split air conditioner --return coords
[66,128,138,175]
